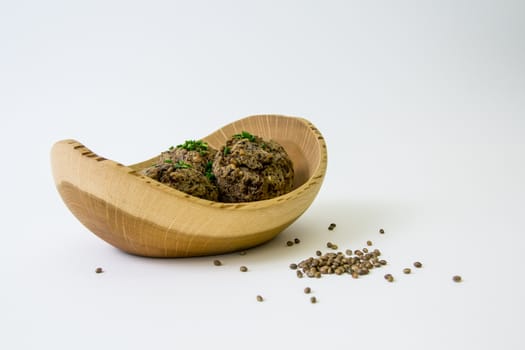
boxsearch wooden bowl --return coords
[51,114,327,257]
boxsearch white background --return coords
[1,1,524,349]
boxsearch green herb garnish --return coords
[205,160,215,181]
[233,131,256,142]
[223,146,230,156]
[174,160,192,169]
[177,140,209,155]
[164,159,173,164]
[168,146,175,151]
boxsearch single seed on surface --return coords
[403,268,411,274]
[294,238,301,244]
[413,261,422,268]
[366,240,372,246]
[310,296,317,304]
[316,250,322,256]
[95,267,103,274]
[379,228,385,234]
[256,295,264,302]
[296,270,304,278]
[213,260,222,266]
[384,274,394,282]
[345,249,352,256]
[328,223,336,231]
[326,242,333,248]
[358,268,369,275]
[379,259,387,265]
[331,244,338,250]
[304,287,311,294]
[286,240,294,246]
[289,263,298,270]
[240,266,248,272]
[453,275,462,283]
[363,247,368,253]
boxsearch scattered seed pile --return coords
[286,226,449,286]
[291,244,387,279]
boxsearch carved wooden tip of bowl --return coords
[50,114,328,257]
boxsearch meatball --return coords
[141,162,219,201]
[212,132,294,202]
[141,140,219,201]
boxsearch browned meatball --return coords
[212,132,294,202]
[141,162,218,201]
[141,140,219,201]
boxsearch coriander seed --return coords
[384,273,394,282]
[326,242,333,248]
[213,259,222,266]
[239,251,247,256]
[316,250,322,256]
[366,240,372,246]
[286,240,294,246]
[296,270,304,278]
[403,268,411,274]
[240,266,248,272]
[95,267,103,274]
[379,228,385,234]
[310,296,317,304]
[256,295,264,302]
[304,287,311,294]
[413,261,422,268]
[453,275,462,283]
[294,238,301,244]
[289,263,298,270]
[328,223,336,231]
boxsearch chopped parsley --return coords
[177,140,209,155]
[233,131,256,142]
[205,161,215,181]
[173,160,192,169]
[223,146,230,156]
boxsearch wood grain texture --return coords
[51,114,328,257]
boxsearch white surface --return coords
[1,1,524,349]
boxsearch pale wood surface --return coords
[50,114,327,257]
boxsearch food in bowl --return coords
[140,131,294,202]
